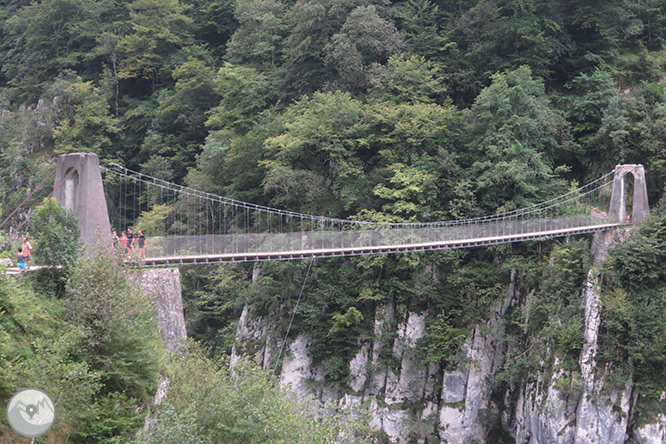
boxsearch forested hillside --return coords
[1,0,666,443]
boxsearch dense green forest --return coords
[2,0,666,442]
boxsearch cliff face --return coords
[230,232,666,443]
[139,268,187,353]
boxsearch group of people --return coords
[112,228,147,259]
[16,237,32,272]
[12,229,147,272]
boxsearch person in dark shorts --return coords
[137,231,146,259]
[126,228,135,254]
[16,248,26,272]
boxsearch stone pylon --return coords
[609,164,649,224]
[53,152,112,255]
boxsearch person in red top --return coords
[120,231,129,259]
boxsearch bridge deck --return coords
[141,223,622,266]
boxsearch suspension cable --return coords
[0,167,58,230]
[270,257,315,382]
[100,163,619,229]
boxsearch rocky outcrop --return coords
[231,230,666,443]
[634,412,666,444]
[139,267,187,431]
[139,268,187,353]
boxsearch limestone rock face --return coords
[634,414,666,444]
[139,267,187,432]
[229,230,665,443]
[280,335,315,398]
[139,268,186,353]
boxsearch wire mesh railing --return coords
[100,163,625,259]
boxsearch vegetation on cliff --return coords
[2,0,666,440]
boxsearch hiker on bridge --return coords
[126,227,135,254]
[22,237,32,269]
[112,230,119,249]
[137,231,146,259]
[120,231,127,253]
[16,247,26,273]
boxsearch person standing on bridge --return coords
[16,247,27,273]
[120,231,127,254]
[127,227,135,254]
[22,237,32,269]
[137,230,146,259]
[112,230,119,249]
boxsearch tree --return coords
[566,69,628,170]
[137,342,371,444]
[31,197,82,268]
[225,0,287,71]
[463,66,570,211]
[277,0,335,98]
[65,250,162,397]
[0,0,103,101]
[117,0,194,85]
[368,54,445,105]
[206,63,273,134]
[262,91,368,214]
[324,5,404,91]
[183,0,238,59]
[53,79,119,155]
[145,57,220,171]
[0,275,100,442]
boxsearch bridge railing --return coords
[141,213,612,258]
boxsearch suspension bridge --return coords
[90,155,647,266]
[8,153,649,267]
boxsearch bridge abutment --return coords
[53,152,112,254]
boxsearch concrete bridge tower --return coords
[53,152,112,253]
[609,164,649,224]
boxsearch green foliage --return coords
[463,65,569,211]
[117,0,194,83]
[138,342,373,443]
[70,392,148,444]
[368,54,445,105]
[0,252,161,443]
[418,253,508,367]
[66,250,163,397]
[0,0,103,100]
[420,313,469,368]
[0,274,100,441]
[324,5,404,90]
[496,240,591,390]
[225,0,287,70]
[599,217,666,423]
[31,197,83,268]
[135,204,172,237]
[180,263,249,357]
[54,79,119,155]
[530,240,590,357]
[149,56,219,169]
[206,63,273,134]
[566,69,628,169]
[263,91,368,214]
